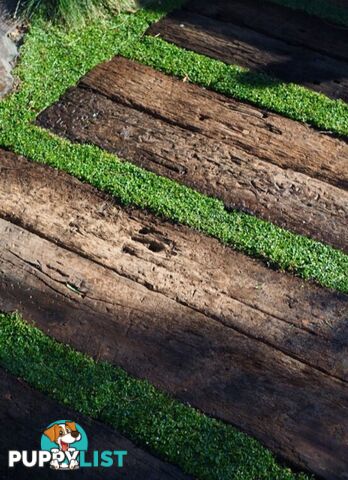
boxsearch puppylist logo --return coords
[9,420,127,471]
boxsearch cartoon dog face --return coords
[44,422,81,451]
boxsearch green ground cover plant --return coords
[122,35,348,136]
[0,1,347,293]
[0,312,312,480]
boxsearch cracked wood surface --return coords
[181,0,348,62]
[38,57,348,251]
[147,0,348,101]
[0,368,191,480]
[0,150,347,478]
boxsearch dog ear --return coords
[66,421,77,432]
[44,424,59,443]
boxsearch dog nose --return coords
[71,431,80,438]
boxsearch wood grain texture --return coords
[147,1,348,101]
[184,0,348,62]
[0,369,192,480]
[78,57,348,189]
[0,150,347,478]
[38,57,348,251]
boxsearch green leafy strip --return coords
[0,3,347,295]
[0,313,311,480]
[118,35,348,138]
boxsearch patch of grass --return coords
[269,0,348,27]
[19,0,139,26]
[0,2,347,293]
[0,312,312,480]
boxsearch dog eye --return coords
[59,430,63,435]
[66,428,71,433]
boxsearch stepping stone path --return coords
[1,1,348,479]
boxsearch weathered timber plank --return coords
[184,0,348,62]
[1,150,347,378]
[0,368,191,480]
[147,5,348,101]
[0,151,348,477]
[1,221,348,480]
[38,58,348,251]
[78,57,348,190]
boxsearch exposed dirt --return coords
[147,0,348,101]
[0,149,347,479]
[0,368,192,479]
[38,57,348,251]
